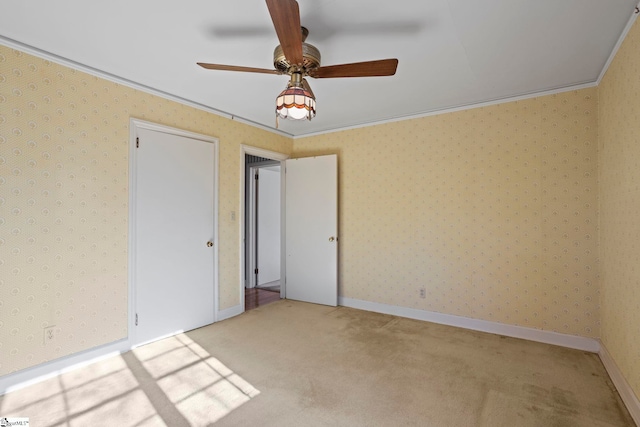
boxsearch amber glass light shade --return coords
[275,86,316,120]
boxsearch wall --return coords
[3,33,628,389]
[0,45,291,375]
[293,88,600,338]
[598,17,640,401]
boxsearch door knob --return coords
[329,236,336,242]
[207,241,213,247]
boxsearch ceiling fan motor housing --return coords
[274,42,321,74]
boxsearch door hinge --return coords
[136,137,139,148]
[255,173,259,180]
[135,313,138,326]
[254,268,259,274]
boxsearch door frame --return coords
[240,145,288,311]
[128,118,219,347]
[246,162,281,289]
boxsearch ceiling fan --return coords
[197,0,399,122]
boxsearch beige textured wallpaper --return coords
[5,31,635,392]
[294,89,600,338]
[598,18,640,402]
[0,45,291,375]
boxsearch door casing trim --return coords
[240,145,289,312]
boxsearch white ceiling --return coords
[1,0,637,137]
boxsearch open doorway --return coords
[239,147,338,313]
[244,153,283,311]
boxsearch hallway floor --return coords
[244,287,280,311]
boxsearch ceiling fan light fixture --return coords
[275,85,316,121]
[198,1,398,127]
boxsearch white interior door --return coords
[135,126,215,346]
[257,167,281,286]
[285,155,338,306]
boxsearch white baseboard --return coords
[1,305,246,396]
[342,297,640,422]
[217,304,243,322]
[0,338,130,396]
[5,298,636,426]
[338,297,601,352]
[598,341,640,425]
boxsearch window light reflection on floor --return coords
[0,334,260,426]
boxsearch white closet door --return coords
[285,155,338,306]
[134,127,215,346]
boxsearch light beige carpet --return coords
[0,300,635,426]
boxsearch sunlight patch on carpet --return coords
[1,334,259,426]
[134,334,260,425]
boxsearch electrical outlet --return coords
[419,288,426,299]
[43,326,55,345]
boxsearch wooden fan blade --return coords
[302,78,315,99]
[308,59,399,78]
[266,0,303,65]
[197,63,281,75]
